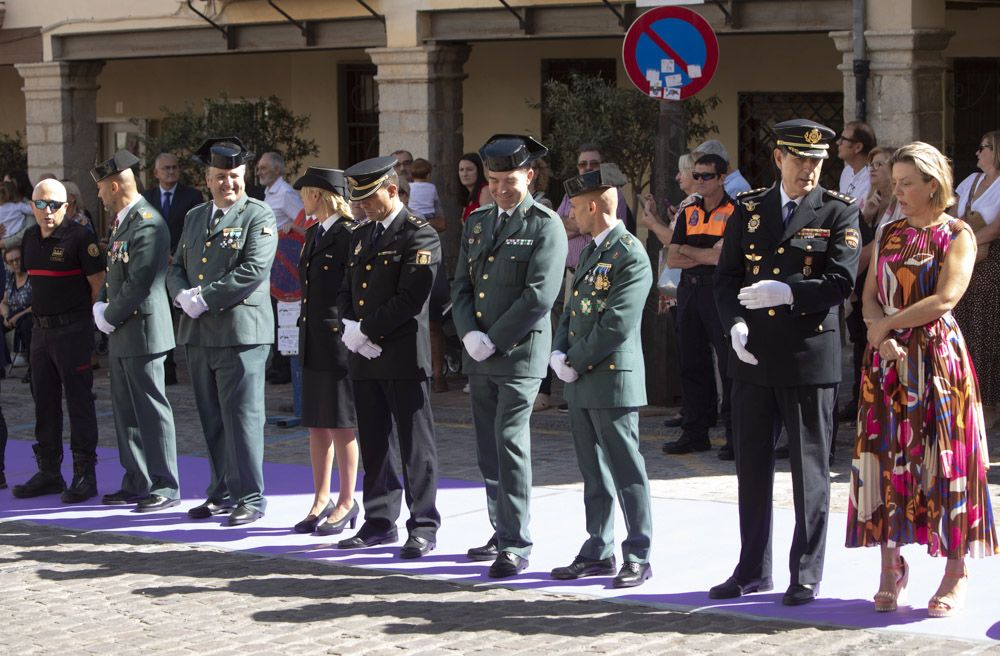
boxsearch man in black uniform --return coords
[662,153,736,460]
[12,179,106,502]
[336,155,441,559]
[710,120,860,606]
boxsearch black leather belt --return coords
[33,311,90,329]
[680,272,715,286]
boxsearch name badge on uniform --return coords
[51,247,65,262]
[221,227,243,249]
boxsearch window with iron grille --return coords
[737,92,844,192]
[951,58,1000,183]
[339,63,379,168]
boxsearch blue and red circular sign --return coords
[623,6,719,100]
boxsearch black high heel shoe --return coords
[293,499,335,534]
[315,500,360,536]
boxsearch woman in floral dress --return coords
[846,142,997,617]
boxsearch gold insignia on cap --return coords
[844,227,860,249]
[415,249,432,265]
[87,243,100,257]
[804,128,822,145]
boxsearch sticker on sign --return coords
[622,5,719,100]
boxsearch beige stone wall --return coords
[94,48,368,171]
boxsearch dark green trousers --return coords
[568,406,652,563]
[110,353,179,498]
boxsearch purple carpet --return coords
[1,438,998,643]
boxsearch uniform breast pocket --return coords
[497,250,530,286]
[789,238,829,275]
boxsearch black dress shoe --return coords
[612,562,652,588]
[488,551,528,578]
[188,499,235,519]
[134,495,181,513]
[337,525,399,549]
[718,444,735,461]
[61,472,97,504]
[293,499,335,534]
[663,434,711,455]
[467,535,499,561]
[316,500,360,536]
[227,504,264,526]
[12,471,66,498]
[662,414,683,428]
[399,535,436,559]
[551,555,617,580]
[102,489,144,505]
[708,575,774,599]
[782,583,819,606]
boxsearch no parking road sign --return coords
[623,6,719,100]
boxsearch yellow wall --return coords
[463,32,842,169]
[95,48,369,170]
[0,66,27,139]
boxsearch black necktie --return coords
[314,225,326,247]
[371,222,384,246]
[162,191,172,218]
[495,212,508,237]
[213,208,224,226]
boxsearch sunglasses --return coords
[691,172,719,181]
[977,144,993,153]
[32,199,66,211]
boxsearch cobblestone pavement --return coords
[1,352,999,654]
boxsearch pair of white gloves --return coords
[175,287,209,319]
[342,319,382,360]
[731,279,795,365]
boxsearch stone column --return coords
[15,61,104,214]
[366,44,470,265]
[831,29,952,148]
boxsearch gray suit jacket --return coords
[166,195,278,347]
[100,197,175,358]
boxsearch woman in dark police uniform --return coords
[292,167,360,535]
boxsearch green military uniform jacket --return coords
[99,197,175,358]
[451,193,568,378]
[166,195,278,347]
[553,222,651,409]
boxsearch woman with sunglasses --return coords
[952,130,1000,429]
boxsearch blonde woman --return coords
[291,167,360,535]
[846,142,998,616]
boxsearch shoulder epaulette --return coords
[469,203,494,216]
[824,188,854,204]
[618,233,636,249]
[736,187,768,199]
[345,218,370,232]
[141,211,154,220]
[407,214,428,227]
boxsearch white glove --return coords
[341,319,367,353]
[176,287,208,319]
[92,302,115,335]
[357,339,382,360]
[462,330,496,362]
[730,323,759,366]
[549,351,579,383]
[738,280,793,310]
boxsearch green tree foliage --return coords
[539,73,720,201]
[0,132,28,178]
[142,93,318,188]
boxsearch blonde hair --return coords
[678,153,695,173]
[889,142,954,214]
[301,186,352,219]
[981,130,1000,171]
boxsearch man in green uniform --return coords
[549,164,654,588]
[91,150,180,512]
[166,137,278,527]
[451,134,568,578]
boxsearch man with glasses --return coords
[662,153,736,460]
[836,121,876,203]
[12,179,105,503]
[392,150,414,184]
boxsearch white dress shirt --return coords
[264,176,305,228]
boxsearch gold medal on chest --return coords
[748,215,761,233]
